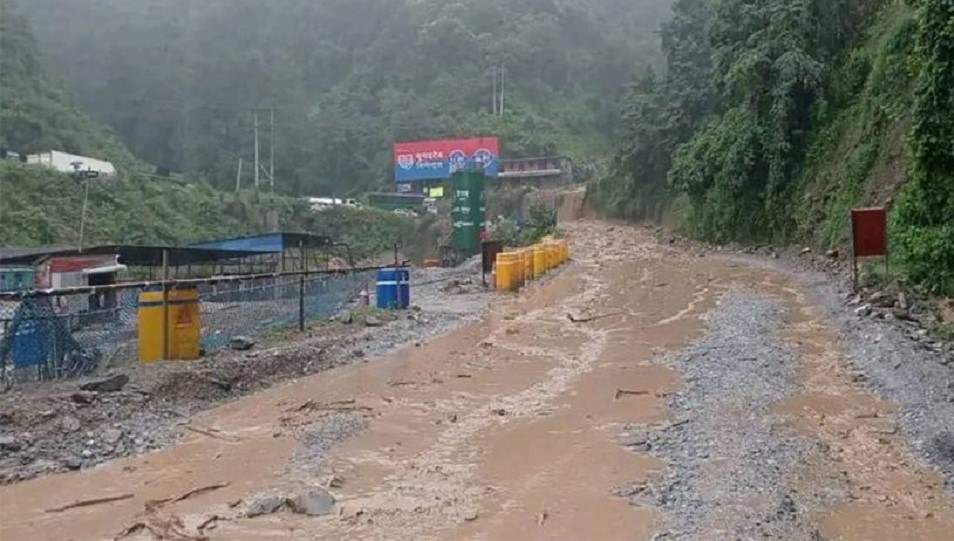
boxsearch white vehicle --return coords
[306,197,361,212]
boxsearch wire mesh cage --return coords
[0,269,376,388]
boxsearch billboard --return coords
[394,137,500,183]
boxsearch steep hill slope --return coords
[598,0,952,292]
[19,0,672,195]
[0,1,425,260]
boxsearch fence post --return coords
[299,239,306,332]
[162,248,170,360]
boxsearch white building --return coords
[26,150,116,176]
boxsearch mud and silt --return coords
[1,222,953,540]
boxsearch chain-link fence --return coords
[0,269,376,388]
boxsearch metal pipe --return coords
[298,239,306,332]
[0,264,395,301]
[161,248,169,360]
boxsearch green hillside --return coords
[18,0,672,195]
[0,1,422,261]
[597,0,954,293]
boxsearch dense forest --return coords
[17,0,672,196]
[4,0,954,293]
[596,0,954,293]
[0,0,436,260]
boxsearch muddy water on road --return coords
[2,222,953,540]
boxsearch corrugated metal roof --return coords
[0,245,274,267]
[190,232,335,253]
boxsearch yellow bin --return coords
[495,254,519,292]
[138,287,202,363]
[546,243,559,270]
[522,249,534,282]
[504,251,525,289]
[533,246,547,278]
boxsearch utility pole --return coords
[491,66,498,115]
[253,109,260,190]
[269,108,275,192]
[235,157,243,192]
[499,64,506,115]
[78,176,91,251]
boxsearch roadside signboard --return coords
[851,207,888,289]
[394,137,500,183]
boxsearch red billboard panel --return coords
[394,137,500,182]
[851,208,888,257]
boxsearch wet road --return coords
[1,221,952,540]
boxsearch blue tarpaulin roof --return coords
[190,232,334,253]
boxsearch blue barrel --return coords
[376,268,411,310]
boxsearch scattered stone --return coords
[464,511,479,522]
[898,292,909,310]
[931,432,954,464]
[854,304,872,318]
[891,308,916,322]
[81,449,93,459]
[826,249,839,259]
[290,489,336,516]
[328,476,345,489]
[364,316,383,328]
[61,416,81,433]
[336,310,354,324]
[62,457,82,471]
[80,375,129,393]
[70,391,97,405]
[800,247,812,255]
[0,435,21,452]
[102,428,124,446]
[868,291,892,308]
[246,494,287,517]
[229,336,256,351]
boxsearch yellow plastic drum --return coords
[546,243,559,270]
[533,246,547,278]
[138,287,202,363]
[522,249,534,282]
[496,253,520,292]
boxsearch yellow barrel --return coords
[496,252,520,292]
[546,243,559,270]
[138,287,202,363]
[498,252,524,291]
[522,249,534,281]
[560,241,569,264]
[533,245,547,278]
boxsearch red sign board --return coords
[851,208,888,257]
[393,137,500,182]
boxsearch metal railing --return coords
[0,266,389,388]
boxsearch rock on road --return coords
[1,220,953,540]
